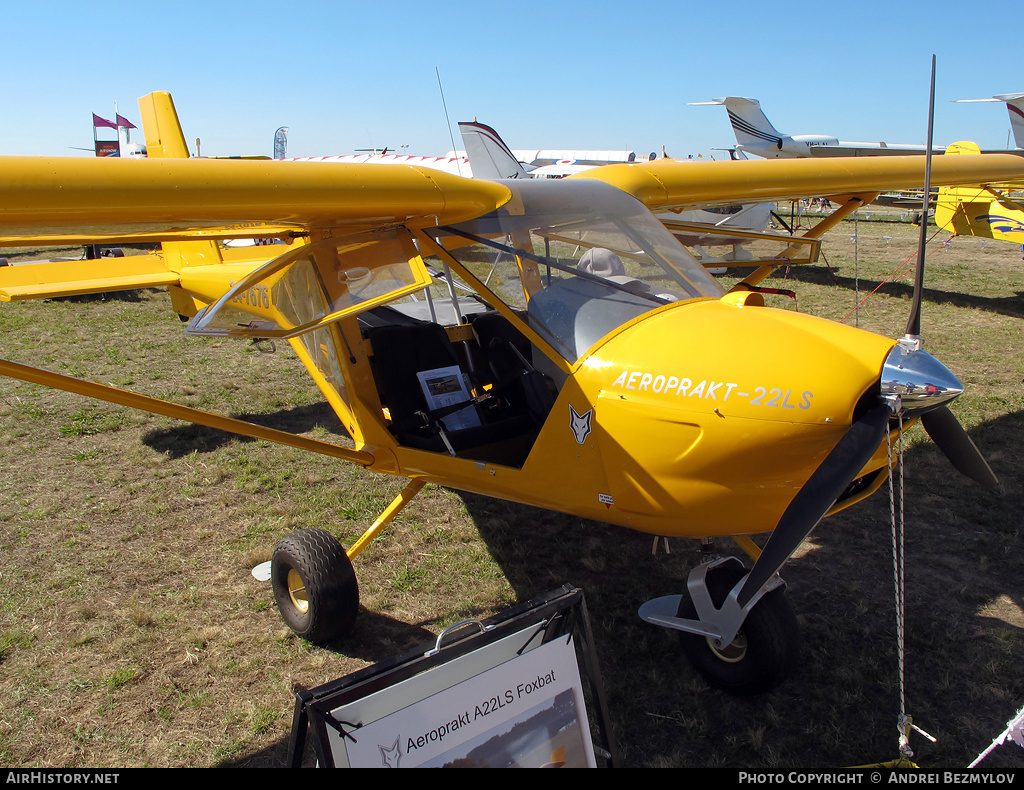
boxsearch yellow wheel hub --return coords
[287,569,309,614]
[709,631,748,663]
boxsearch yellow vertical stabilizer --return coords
[138,91,190,159]
[137,90,245,315]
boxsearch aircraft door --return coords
[184,229,433,443]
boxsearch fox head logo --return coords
[569,405,593,444]
[379,736,401,768]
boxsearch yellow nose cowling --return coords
[577,295,897,537]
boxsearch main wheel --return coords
[272,528,359,643]
[676,559,800,695]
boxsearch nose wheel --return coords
[640,556,801,695]
[674,559,800,695]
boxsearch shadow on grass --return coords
[48,288,160,304]
[141,401,349,458]
[773,264,1024,320]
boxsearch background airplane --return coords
[457,120,775,268]
[448,125,642,177]
[285,149,472,175]
[456,120,648,179]
[691,96,941,159]
[935,140,1024,243]
[275,130,640,179]
[953,93,1024,151]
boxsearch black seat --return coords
[470,311,556,427]
[367,322,535,460]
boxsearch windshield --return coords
[427,179,724,362]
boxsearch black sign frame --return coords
[287,584,618,767]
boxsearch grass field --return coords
[0,215,1022,768]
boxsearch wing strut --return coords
[0,357,374,467]
[729,194,877,291]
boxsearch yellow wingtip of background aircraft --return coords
[0,91,1020,695]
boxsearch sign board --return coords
[288,585,617,768]
[94,140,120,157]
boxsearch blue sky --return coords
[2,1,1018,160]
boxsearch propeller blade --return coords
[920,405,999,489]
[906,55,937,339]
[737,403,892,608]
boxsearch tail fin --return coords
[953,93,1024,150]
[934,140,1024,242]
[996,93,1024,149]
[138,91,191,159]
[137,91,232,316]
[0,93,281,314]
[458,121,531,179]
[716,97,783,151]
[0,91,194,303]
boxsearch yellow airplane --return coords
[1,92,1022,696]
[935,141,1024,243]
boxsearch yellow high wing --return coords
[1,149,1021,319]
[573,152,1024,210]
[2,148,1021,248]
[0,155,511,247]
[573,151,1024,287]
[0,155,511,305]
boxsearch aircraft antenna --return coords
[436,67,462,177]
[905,55,936,340]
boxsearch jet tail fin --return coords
[714,97,783,151]
[458,121,531,179]
[934,141,1024,242]
[998,93,1024,149]
[953,93,1024,150]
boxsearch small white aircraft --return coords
[457,120,775,268]
[456,120,638,179]
[953,93,1024,150]
[288,135,640,180]
[450,122,643,177]
[692,97,939,159]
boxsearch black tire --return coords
[272,529,359,643]
[676,559,800,695]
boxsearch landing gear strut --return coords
[675,557,799,695]
[270,479,425,642]
[639,554,801,695]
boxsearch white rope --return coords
[887,414,912,757]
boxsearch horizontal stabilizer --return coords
[0,254,177,301]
